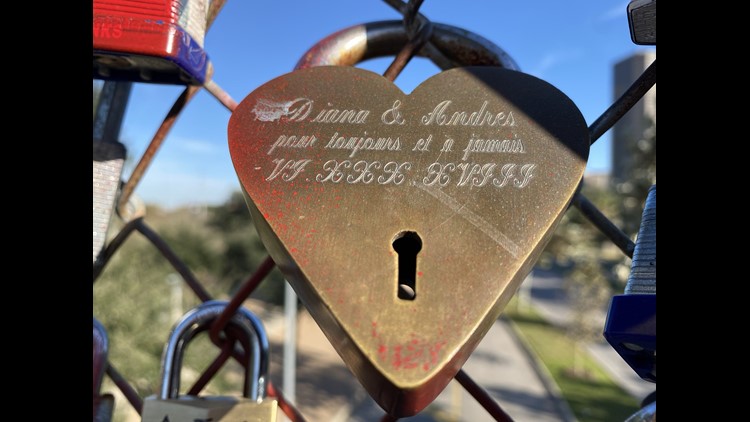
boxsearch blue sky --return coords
[106,0,655,209]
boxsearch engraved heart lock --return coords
[229,21,589,416]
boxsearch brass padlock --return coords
[93,318,115,422]
[229,20,588,416]
[141,300,278,422]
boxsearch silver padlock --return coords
[141,300,278,422]
[93,318,115,422]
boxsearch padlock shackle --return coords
[295,20,519,71]
[93,318,109,396]
[159,301,270,402]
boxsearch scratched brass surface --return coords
[229,66,589,416]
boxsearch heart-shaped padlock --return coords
[229,22,589,417]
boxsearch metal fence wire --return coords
[92,1,655,421]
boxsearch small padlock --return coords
[93,318,115,422]
[141,300,278,422]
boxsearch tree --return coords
[615,119,656,237]
[208,191,286,304]
[93,192,288,420]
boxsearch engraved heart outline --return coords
[229,66,589,416]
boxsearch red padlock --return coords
[93,0,212,85]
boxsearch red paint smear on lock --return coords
[386,336,447,372]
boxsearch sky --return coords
[102,0,655,209]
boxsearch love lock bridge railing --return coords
[92,1,655,421]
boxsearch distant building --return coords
[611,51,656,184]
[584,172,610,190]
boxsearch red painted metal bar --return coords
[188,338,236,396]
[455,369,514,422]
[116,85,202,215]
[267,381,308,422]
[188,322,258,395]
[383,18,432,82]
[206,0,228,29]
[106,363,144,415]
[383,0,431,82]
[209,255,276,345]
[205,79,238,112]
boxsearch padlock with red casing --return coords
[93,0,212,85]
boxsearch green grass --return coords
[504,300,639,422]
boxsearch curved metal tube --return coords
[625,401,656,422]
[159,300,270,402]
[93,318,109,395]
[295,20,519,71]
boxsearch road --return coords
[523,268,655,400]
[261,264,656,422]
[258,298,572,422]
[346,317,572,422]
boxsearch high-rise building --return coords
[611,51,656,184]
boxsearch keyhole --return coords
[393,231,422,300]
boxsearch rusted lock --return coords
[229,20,589,416]
[93,318,115,422]
[141,300,277,421]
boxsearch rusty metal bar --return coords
[106,363,143,415]
[383,0,430,82]
[455,369,514,422]
[205,79,238,112]
[589,60,656,145]
[295,21,518,72]
[116,85,202,216]
[383,16,432,82]
[210,255,276,344]
[572,192,636,258]
[93,217,143,282]
[381,0,463,71]
[189,322,260,396]
[383,0,421,22]
[403,0,422,30]
[188,338,235,396]
[135,220,213,302]
[382,0,451,73]
[115,0,228,213]
[267,381,308,422]
[206,0,228,29]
